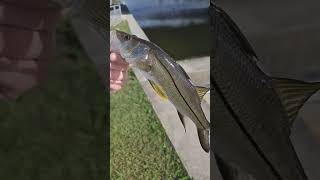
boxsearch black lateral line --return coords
[157,55,208,130]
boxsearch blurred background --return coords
[123,0,209,60]
[216,0,320,179]
[0,18,106,179]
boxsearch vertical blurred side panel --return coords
[71,0,110,179]
[209,1,224,180]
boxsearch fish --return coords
[113,30,211,152]
[211,2,320,180]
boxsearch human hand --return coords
[110,52,129,93]
[0,1,62,100]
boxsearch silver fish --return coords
[114,30,211,152]
[211,2,319,180]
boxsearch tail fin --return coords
[198,129,210,153]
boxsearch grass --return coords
[110,18,190,179]
[110,70,190,179]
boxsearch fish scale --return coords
[212,4,308,180]
[213,35,307,180]
[212,89,278,180]
[151,50,209,130]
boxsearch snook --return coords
[114,30,210,152]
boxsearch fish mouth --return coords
[115,30,132,43]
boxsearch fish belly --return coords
[151,55,209,130]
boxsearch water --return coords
[143,25,210,60]
[121,0,210,60]
[123,0,208,28]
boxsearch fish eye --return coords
[124,34,131,41]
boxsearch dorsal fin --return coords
[148,80,168,100]
[197,128,210,153]
[272,77,320,125]
[214,4,258,61]
[196,86,210,101]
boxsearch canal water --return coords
[123,0,210,60]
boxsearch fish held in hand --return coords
[115,30,210,152]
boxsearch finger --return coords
[110,52,117,61]
[110,62,128,71]
[110,72,129,93]
[110,79,124,84]
[110,83,122,92]
[110,69,125,81]
[110,57,129,66]
[110,52,128,65]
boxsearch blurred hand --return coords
[0,1,62,100]
[110,52,129,93]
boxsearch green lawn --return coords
[110,71,190,179]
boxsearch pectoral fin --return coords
[177,111,186,132]
[148,80,168,100]
[196,86,210,101]
[272,77,320,126]
[198,128,210,153]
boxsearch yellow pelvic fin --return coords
[148,80,168,100]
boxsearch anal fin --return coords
[198,128,210,153]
